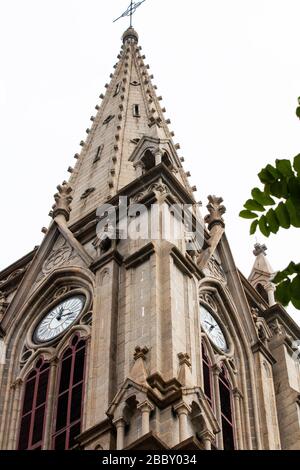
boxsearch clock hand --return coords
[56,306,65,321]
[59,310,73,319]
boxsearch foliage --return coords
[240,99,300,309]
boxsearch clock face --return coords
[200,306,228,352]
[34,295,85,344]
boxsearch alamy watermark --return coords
[95,197,204,251]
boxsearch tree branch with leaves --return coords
[240,98,300,310]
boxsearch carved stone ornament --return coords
[199,292,218,312]
[42,239,74,276]
[130,181,170,204]
[51,181,73,221]
[269,319,285,337]
[53,286,71,300]
[204,195,226,230]
[204,257,227,284]
[0,292,8,319]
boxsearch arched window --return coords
[202,344,213,408]
[141,150,155,171]
[256,283,269,303]
[52,335,86,450]
[18,358,50,450]
[219,367,235,450]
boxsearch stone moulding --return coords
[124,242,155,270]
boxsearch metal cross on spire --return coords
[113,0,146,27]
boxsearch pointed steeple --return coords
[67,28,194,224]
[248,243,276,306]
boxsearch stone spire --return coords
[67,27,193,225]
[248,243,276,306]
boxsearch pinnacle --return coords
[63,29,196,224]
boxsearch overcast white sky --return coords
[0,0,299,318]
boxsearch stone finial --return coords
[122,27,139,44]
[0,292,8,319]
[178,352,191,367]
[134,346,149,361]
[253,243,267,257]
[204,195,226,230]
[51,181,73,221]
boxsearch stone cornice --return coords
[264,304,300,340]
[170,247,203,280]
[75,418,113,448]
[251,340,277,365]
[0,247,39,292]
[90,249,123,273]
[124,243,155,269]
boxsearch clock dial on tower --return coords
[34,295,85,344]
[200,305,228,352]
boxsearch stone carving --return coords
[251,308,269,344]
[42,239,74,275]
[51,181,73,221]
[0,268,26,288]
[205,257,227,283]
[0,292,8,319]
[269,319,285,337]
[130,182,170,204]
[53,286,70,300]
[204,195,226,230]
[199,292,218,312]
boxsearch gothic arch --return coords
[198,277,261,450]
[0,267,94,449]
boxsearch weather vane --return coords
[113,1,146,28]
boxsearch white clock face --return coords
[200,306,228,352]
[34,295,85,343]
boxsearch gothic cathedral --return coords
[0,27,300,451]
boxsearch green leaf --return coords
[293,263,300,274]
[285,262,299,275]
[296,106,300,119]
[276,159,294,178]
[258,215,270,237]
[244,199,265,212]
[266,164,281,180]
[252,188,275,206]
[294,154,300,174]
[258,168,276,184]
[275,279,292,306]
[286,199,300,228]
[288,177,300,201]
[291,275,300,300]
[239,210,258,219]
[250,219,259,235]
[269,180,288,199]
[275,202,290,229]
[273,262,300,284]
[265,208,279,234]
[273,270,288,284]
[291,297,300,309]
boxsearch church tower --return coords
[0,27,300,451]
